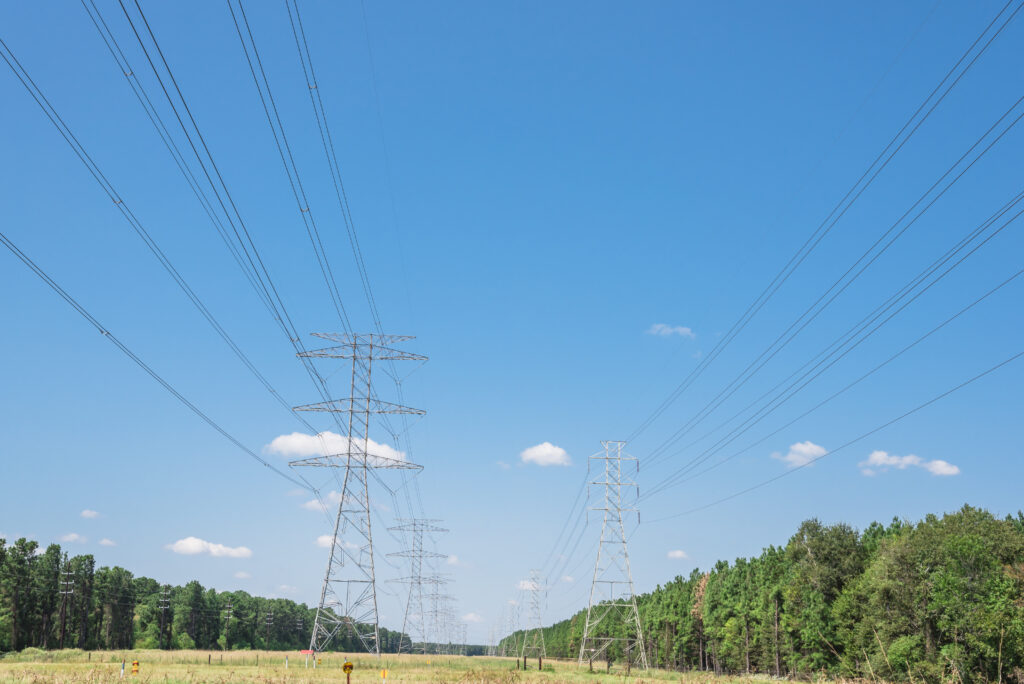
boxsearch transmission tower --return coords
[578,441,647,670]
[501,599,521,657]
[223,601,233,650]
[388,519,448,654]
[57,557,73,649]
[519,569,546,660]
[291,333,426,656]
[158,586,171,650]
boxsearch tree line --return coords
[0,538,409,653]
[502,506,1024,682]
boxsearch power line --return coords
[646,347,1024,523]
[0,227,309,491]
[625,0,1022,445]
[642,89,1024,468]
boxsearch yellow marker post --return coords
[131,660,139,676]
[380,668,389,684]
[344,660,354,684]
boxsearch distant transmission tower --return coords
[291,333,426,656]
[519,569,546,661]
[578,440,647,670]
[501,602,520,657]
[389,519,448,654]
[57,558,73,649]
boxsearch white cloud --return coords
[60,533,86,543]
[80,509,100,519]
[858,450,960,477]
[316,535,333,548]
[462,612,483,623]
[667,549,688,559]
[646,323,696,339]
[520,442,571,467]
[517,579,540,591]
[99,538,116,547]
[496,461,511,470]
[447,555,461,566]
[277,584,297,594]
[772,441,827,468]
[507,599,518,606]
[166,536,252,558]
[264,431,405,465]
[561,575,574,584]
[234,571,251,579]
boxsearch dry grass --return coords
[0,650,769,684]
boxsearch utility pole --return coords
[578,441,648,671]
[57,556,73,649]
[291,333,426,658]
[388,519,448,654]
[519,569,546,664]
[158,587,171,650]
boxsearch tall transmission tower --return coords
[158,586,171,650]
[501,602,520,657]
[578,441,648,670]
[388,519,448,654]
[519,569,546,661]
[57,557,72,649]
[291,333,426,657]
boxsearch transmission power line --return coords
[641,187,1024,501]
[0,227,309,490]
[578,442,647,671]
[645,347,1024,523]
[625,0,1023,446]
[643,88,1024,471]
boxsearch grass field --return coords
[0,650,757,684]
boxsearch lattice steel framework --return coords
[501,600,520,657]
[291,333,426,656]
[578,441,648,669]
[388,519,448,654]
[519,569,546,659]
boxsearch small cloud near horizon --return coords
[60,533,86,544]
[859,450,959,477]
[99,538,116,547]
[166,536,252,558]
[80,509,100,519]
[520,442,571,467]
[667,550,688,560]
[772,441,826,468]
[646,323,696,339]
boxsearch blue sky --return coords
[1,0,1023,646]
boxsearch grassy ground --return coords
[0,650,757,684]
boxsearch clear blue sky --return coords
[1,0,1023,646]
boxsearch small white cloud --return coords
[520,442,571,467]
[60,533,86,543]
[265,431,405,465]
[234,571,251,579]
[80,509,100,519]
[667,550,688,560]
[496,461,511,470]
[772,440,827,468]
[462,612,483,623]
[561,575,574,583]
[923,459,960,476]
[858,450,959,477]
[166,536,252,558]
[517,579,540,591]
[447,555,461,566]
[277,584,297,594]
[99,538,116,547]
[316,535,333,548]
[646,323,696,339]
[507,599,518,606]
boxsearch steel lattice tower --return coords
[519,569,546,660]
[578,441,648,670]
[291,333,426,656]
[388,519,448,654]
